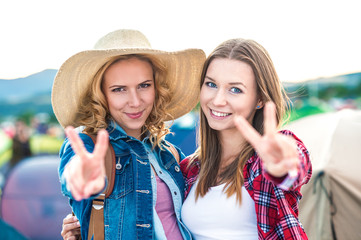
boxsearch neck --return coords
[218,128,245,169]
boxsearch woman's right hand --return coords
[63,126,109,201]
[234,102,300,178]
[61,214,81,240]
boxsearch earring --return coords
[256,106,260,109]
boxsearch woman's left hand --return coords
[61,214,81,240]
[234,102,299,177]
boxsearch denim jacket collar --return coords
[107,120,154,146]
[107,121,130,141]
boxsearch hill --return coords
[0,70,57,119]
[0,69,57,102]
[283,72,361,91]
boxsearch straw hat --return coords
[51,29,205,128]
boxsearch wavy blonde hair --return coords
[76,54,172,147]
[190,39,290,203]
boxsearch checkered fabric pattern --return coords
[180,130,312,240]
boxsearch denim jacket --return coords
[58,122,191,240]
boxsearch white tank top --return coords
[181,181,258,240]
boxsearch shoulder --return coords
[180,155,192,169]
[280,129,309,157]
[279,129,304,143]
[159,140,185,163]
[180,155,200,176]
[180,157,188,170]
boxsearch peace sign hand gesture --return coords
[234,102,299,178]
[63,126,109,201]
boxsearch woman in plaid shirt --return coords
[181,38,312,240]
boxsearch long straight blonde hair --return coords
[190,39,290,203]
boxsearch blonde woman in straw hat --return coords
[54,29,205,240]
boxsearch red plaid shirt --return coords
[180,130,312,240]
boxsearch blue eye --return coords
[205,81,217,88]
[112,87,125,92]
[139,83,151,89]
[230,87,242,94]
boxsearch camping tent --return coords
[284,109,361,240]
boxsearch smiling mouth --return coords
[210,109,231,118]
[126,111,143,119]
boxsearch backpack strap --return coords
[164,141,180,164]
[87,135,116,198]
[87,134,115,240]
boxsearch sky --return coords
[1,0,360,82]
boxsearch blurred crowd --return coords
[0,114,64,188]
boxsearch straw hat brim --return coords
[51,48,205,128]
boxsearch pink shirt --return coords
[155,176,183,240]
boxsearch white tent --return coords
[284,109,361,240]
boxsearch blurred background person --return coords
[9,120,32,168]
